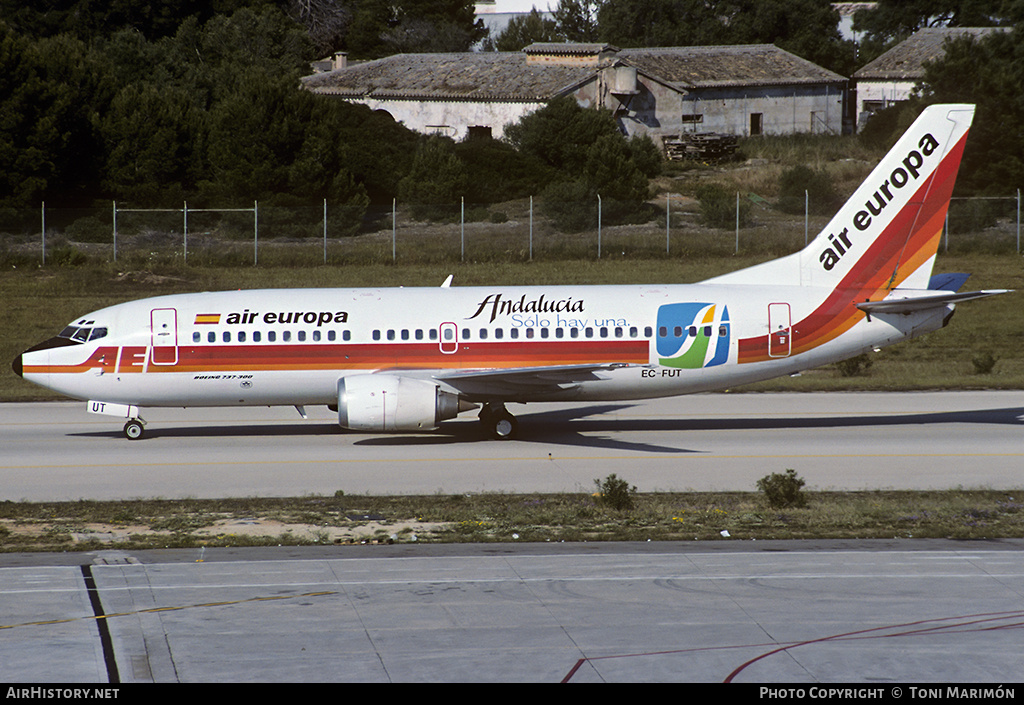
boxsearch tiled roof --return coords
[302,52,597,102]
[619,45,847,88]
[853,27,1006,80]
[302,43,846,102]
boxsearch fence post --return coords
[804,190,809,245]
[183,201,188,263]
[529,196,533,261]
[735,192,740,254]
[666,193,670,254]
[1018,189,1021,254]
[597,194,602,259]
[392,198,397,263]
[253,200,258,266]
[461,196,465,262]
[40,201,45,266]
[323,198,328,264]
[112,201,117,263]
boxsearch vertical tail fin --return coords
[704,104,975,291]
[801,103,975,292]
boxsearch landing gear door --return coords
[151,308,178,365]
[768,302,791,358]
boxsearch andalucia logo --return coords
[656,303,731,368]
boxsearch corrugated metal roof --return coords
[853,27,1006,80]
[619,45,847,88]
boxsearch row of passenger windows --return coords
[191,326,659,344]
[190,325,725,344]
[376,326,654,341]
[193,329,352,344]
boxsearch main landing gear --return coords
[478,403,518,440]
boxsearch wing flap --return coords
[434,363,635,398]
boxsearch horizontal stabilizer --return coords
[856,289,1011,314]
[928,272,971,292]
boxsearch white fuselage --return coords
[19,283,949,409]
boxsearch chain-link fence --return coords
[1,193,1020,267]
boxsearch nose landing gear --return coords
[123,418,146,440]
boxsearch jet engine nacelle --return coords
[337,374,467,432]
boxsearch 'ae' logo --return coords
[656,303,731,368]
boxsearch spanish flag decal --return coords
[194,313,221,325]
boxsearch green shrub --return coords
[835,353,873,377]
[594,473,637,511]
[696,184,749,229]
[757,469,807,509]
[776,164,840,215]
[972,351,997,375]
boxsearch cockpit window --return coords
[58,325,108,343]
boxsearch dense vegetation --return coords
[2,0,1024,231]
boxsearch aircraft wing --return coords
[433,363,636,398]
[856,289,1011,315]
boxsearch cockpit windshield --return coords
[58,324,108,343]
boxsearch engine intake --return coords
[337,374,471,432]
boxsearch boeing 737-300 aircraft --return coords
[12,104,1010,440]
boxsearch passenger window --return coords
[555,328,563,339]
[659,326,667,337]
[674,326,683,337]
[479,329,487,340]
[630,327,638,338]
[253,331,261,342]
[600,327,608,338]
[387,330,395,341]
[585,327,593,338]
[615,327,623,338]
[494,329,503,340]
[719,325,727,336]
[282,331,291,342]
[401,329,409,340]
[688,326,697,337]
[268,331,276,342]
[510,329,519,339]
[704,326,712,337]
[570,328,579,338]
[540,328,549,339]
[298,331,306,342]
[313,330,321,342]
[223,331,231,343]
[415,329,423,340]
[462,328,470,340]
[327,330,335,341]
[238,331,246,343]
[372,330,380,341]
[645,326,653,337]
[193,332,201,343]
[444,328,454,341]
[208,331,216,343]
[343,331,351,341]
[429,329,437,341]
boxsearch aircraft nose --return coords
[12,352,23,378]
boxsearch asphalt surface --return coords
[1,391,1023,500]
[3,391,1022,684]
[1,541,1022,684]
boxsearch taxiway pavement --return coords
[1,391,1023,500]
[1,541,1022,683]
